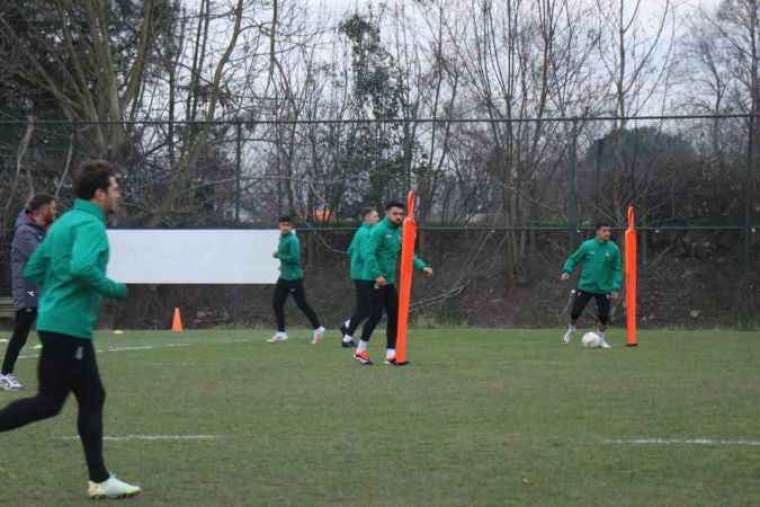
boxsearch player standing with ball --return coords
[560,222,622,348]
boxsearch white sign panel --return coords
[106,229,281,284]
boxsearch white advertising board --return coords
[106,229,281,284]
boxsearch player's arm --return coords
[611,246,623,299]
[69,221,128,299]
[561,243,586,280]
[23,235,49,286]
[362,226,384,284]
[275,237,299,264]
[413,255,433,276]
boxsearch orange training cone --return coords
[171,307,184,332]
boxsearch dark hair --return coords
[27,194,55,212]
[595,221,612,230]
[361,206,377,217]
[74,160,115,200]
[278,214,295,224]
[384,201,405,211]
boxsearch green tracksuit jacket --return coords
[362,217,428,285]
[275,231,304,281]
[562,238,623,294]
[347,223,375,281]
[24,199,127,339]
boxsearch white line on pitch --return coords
[18,341,202,360]
[60,435,221,442]
[605,438,760,447]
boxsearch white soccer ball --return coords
[581,332,602,348]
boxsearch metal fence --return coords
[0,114,757,328]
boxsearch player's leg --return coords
[269,280,289,342]
[0,331,70,431]
[72,340,141,499]
[564,291,592,344]
[384,285,399,364]
[291,279,325,344]
[356,286,385,365]
[0,308,37,390]
[595,294,612,348]
[343,281,373,347]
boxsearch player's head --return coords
[361,207,379,225]
[26,194,58,226]
[278,214,295,234]
[595,221,612,241]
[75,160,121,214]
[384,201,405,225]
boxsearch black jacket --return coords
[11,211,46,310]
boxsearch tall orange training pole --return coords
[395,191,418,365]
[625,206,638,347]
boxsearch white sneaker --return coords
[312,326,326,345]
[599,334,612,349]
[87,475,141,499]
[562,325,576,345]
[0,374,23,391]
[267,332,288,343]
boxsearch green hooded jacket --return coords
[562,238,623,294]
[347,223,375,281]
[275,231,304,281]
[362,217,428,285]
[24,199,128,339]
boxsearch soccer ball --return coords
[581,332,602,348]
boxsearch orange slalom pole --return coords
[625,206,638,347]
[395,191,418,365]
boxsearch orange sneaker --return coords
[353,350,373,365]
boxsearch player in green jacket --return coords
[560,222,623,348]
[268,215,325,344]
[354,201,433,365]
[340,207,380,348]
[0,161,141,499]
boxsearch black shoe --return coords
[384,358,409,366]
[341,339,356,348]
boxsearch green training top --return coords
[24,199,128,339]
[362,217,428,286]
[347,223,375,281]
[562,237,623,294]
[275,231,304,281]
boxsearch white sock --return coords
[386,348,396,360]
[357,340,369,353]
[342,334,354,343]
[276,331,287,338]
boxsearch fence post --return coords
[568,119,579,247]
[235,121,242,222]
[741,113,756,327]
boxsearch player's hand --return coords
[375,276,387,287]
[423,267,434,277]
[561,273,570,282]
[611,292,620,302]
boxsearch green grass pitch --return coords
[1,328,759,506]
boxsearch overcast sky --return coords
[305,0,725,16]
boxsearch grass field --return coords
[1,328,760,506]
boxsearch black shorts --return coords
[571,291,611,324]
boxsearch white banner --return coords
[106,229,281,284]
